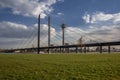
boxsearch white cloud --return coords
[0,0,63,18]
[57,12,120,44]
[0,11,120,49]
[62,25,120,44]
[113,13,120,24]
[65,27,87,44]
[0,21,56,38]
[57,0,64,2]
[87,25,120,42]
[82,14,91,23]
[82,12,120,24]
[0,21,120,49]
[57,12,63,16]
[0,21,28,38]
[82,12,120,42]
[91,12,113,23]
[0,21,56,49]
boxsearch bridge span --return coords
[3,41,120,53]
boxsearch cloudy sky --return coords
[0,0,120,49]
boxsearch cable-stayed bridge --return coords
[1,15,120,53]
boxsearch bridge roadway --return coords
[4,41,120,53]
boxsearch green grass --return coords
[0,53,120,80]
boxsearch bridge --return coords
[3,41,120,53]
[1,15,120,53]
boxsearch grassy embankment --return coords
[0,53,120,80]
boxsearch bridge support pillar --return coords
[100,45,102,53]
[62,48,64,53]
[87,47,90,52]
[108,45,111,53]
[84,47,86,53]
[48,48,51,54]
[80,47,82,53]
[76,47,78,53]
[67,48,70,53]
[60,47,62,53]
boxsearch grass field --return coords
[0,53,120,80]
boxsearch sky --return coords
[0,0,120,49]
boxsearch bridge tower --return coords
[61,23,66,46]
[37,14,40,54]
[48,16,51,54]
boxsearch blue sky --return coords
[1,0,120,27]
[0,0,120,49]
